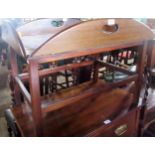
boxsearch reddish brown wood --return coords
[33,19,154,57]
[135,43,148,104]
[12,82,133,136]
[19,60,93,81]
[4,19,154,137]
[108,74,138,88]
[147,40,155,68]
[34,42,144,64]
[2,19,82,58]
[42,80,107,113]
[98,60,135,75]
[17,18,81,36]
[10,47,21,105]
[93,56,100,83]
[86,108,139,137]
[29,60,43,136]
[15,76,31,104]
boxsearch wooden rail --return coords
[19,60,93,81]
[15,76,31,104]
[97,60,135,75]
[42,74,138,113]
[108,74,138,87]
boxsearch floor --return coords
[0,65,11,137]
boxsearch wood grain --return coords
[33,19,154,57]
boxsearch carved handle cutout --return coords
[102,22,119,34]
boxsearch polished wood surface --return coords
[4,19,154,136]
[86,108,139,137]
[18,19,82,57]
[33,19,154,57]
[2,19,154,59]
[17,18,81,36]
[2,18,82,58]
[12,80,133,136]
